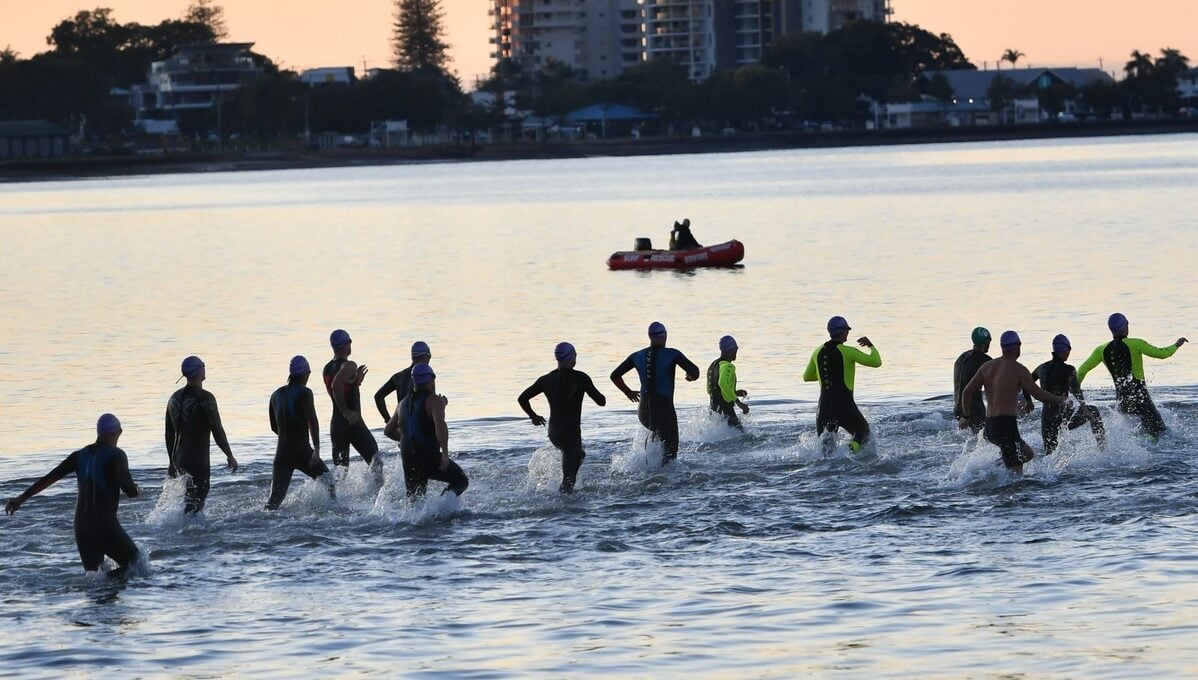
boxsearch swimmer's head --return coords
[329,329,352,351]
[1052,334,1071,355]
[96,413,122,435]
[412,362,436,388]
[181,355,205,380]
[411,341,431,360]
[827,316,851,338]
[289,355,310,376]
[1108,313,1129,336]
[648,322,667,346]
[1000,330,1021,355]
[971,326,991,347]
[554,342,576,363]
[719,335,738,352]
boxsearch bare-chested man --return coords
[961,330,1067,473]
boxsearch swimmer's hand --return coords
[685,370,699,382]
[857,336,873,348]
[1176,337,1188,347]
[1019,398,1034,416]
[624,389,640,403]
[356,365,369,382]
[441,395,449,406]
[736,390,748,398]
[439,453,450,471]
[529,414,546,427]
[309,453,321,468]
[739,402,750,415]
[5,497,23,515]
[226,453,239,473]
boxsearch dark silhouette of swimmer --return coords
[6,414,141,575]
[166,355,237,514]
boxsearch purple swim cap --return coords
[289,355,311,376]
[181,355,205,378]
[1052,334,1071,354]
[555,342,576,361]
[329,329,352,349]
[411,341,431,358]
[412,362,436,386]
[1108,313,1128,333]
[719,335,738,352]
[96,413,122,434]
[648,322,667,338]
[827,316,851,334]
[1000,330,1021,349]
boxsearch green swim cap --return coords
[971,327,991,344]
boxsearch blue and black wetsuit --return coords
[266,383,332,509]
[1032,358,1106,454]
[400,390,468,497]
[518,368,606,493]
[166,385,231,514]
[323,357,379,468]
[612,346,700,462]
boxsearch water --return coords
[1,136,1197,676]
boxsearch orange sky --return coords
[3,1,1197,86]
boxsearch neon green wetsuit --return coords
[706,358,742,429]
[1077,337,1178,439]
[804,342,881,451]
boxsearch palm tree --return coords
[1000,49,1025,70]
[1156,47,1190,75]
[1124,50,1155,79]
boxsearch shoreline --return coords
[3,119,1197,183]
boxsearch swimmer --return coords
[803,316,881,455]
[266,356,334,510]
[323,329,380,471]
[1031,335,1106,455]
[373,341,433,426]
[395,363,468,497]
[611,322,701,465]
[166,355,238,514]
[706,335,749,430]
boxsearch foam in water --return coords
[145,475,206,528]
[525,444,564,492]
[609,429,679,476]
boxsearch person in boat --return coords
[707,335,749,430]
[5,414,141,576]
[517,342,608,494]
[960,331,1067,474]
[803,316,881,455]
[1031,334,1106,455]
[1075,313,1187,442]
[611,322,700,465]
[669,218,702,251]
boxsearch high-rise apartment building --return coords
[490,0,644,79]
[799,0,890,34]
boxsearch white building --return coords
[1178,68,1198,108]
[300,67,355,85]
[799,0,889,34]
[490,0,643,79]
[131,43,262,120]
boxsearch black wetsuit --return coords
[612,346,700,463]
[518,368,606,493]
[1032,358,1106,455]
[953,349,991,433]
[323,357,379,468]
[670,224,701,250]
[984,416,1032,469]
[166,385,231,514]
[400,390,468,497]
[374,367,415,424]
[1104,341,1167,439]
[266,383,332,509]
[706,358,742,430]
[23,444,140,571]
[812,342,871,452]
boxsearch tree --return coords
[1000,48,1024,70]
[986,74,1017,123]
[184,0,228,40]
[1,46,18,64]
[392,0,450,74]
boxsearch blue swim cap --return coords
[827,316,851,334]
[555,342,576,361]
[648,322,667,338]
[181,355,205,378]
[289,355,310,376]
[719,335,738,352]
[412,362,436,386]
[411,341,431,358]
[330,329,352,349]
[971,327,991,345]
[1052,334,1071,354]
[1108,313,1128,333]
[96,413,121,434]
[1000,330,1021,349]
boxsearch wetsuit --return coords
[1032,358,1106,454]
[612,346,700,462]
[804,341,882,452]
[323,357,379,468]
[373,367,414,424]
[984,416,1032,469]
[953,349,991,433]
[166,385,231,514]
[1077,338,1176,439]
[400,390,468,497]
[706,358,742,430]
[266,383,332,509]
[669,225,701,251]
[16,444,140,571]
[518,368,606,493]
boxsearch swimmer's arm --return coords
[384,407,402,442]
[676,353,701,381]
[610,355,639,402]
[1020,369,1065,405]
[960,366,986,417]
[517,380,545,425]
[302,390,320,457]
[582,373,607,407]
[803,351,818,382]
[718,362,738,403]
[268,394,279,435]
[1068,368,1086,403]
[1127,337,1179,360]
[115,452,139,498]
[5,454,76,514]
[1075,344,1105,385]
[373,377,396,424]
[206,396,238,472]
[164,406,177,476]
[331,361,357,418]
[428,394,450,468]
[844,344,882,368]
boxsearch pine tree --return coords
[392,0,450,74]
[185,0,228,40]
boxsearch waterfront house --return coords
[0,120,70,160]
[301,67,356,86]
[130,43,264,126]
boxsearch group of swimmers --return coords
[3,313,1187,575]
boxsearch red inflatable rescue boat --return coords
[607,239,745,270]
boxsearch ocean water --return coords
[1,136,1196,676]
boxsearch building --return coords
[490,0,643,79]
[0,120,70,160]
[131,43,263,120]
[799,0,889,33]
[300,67,356,86]
[1178,68,1198,109]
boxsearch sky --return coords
[3,0,1197,86]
